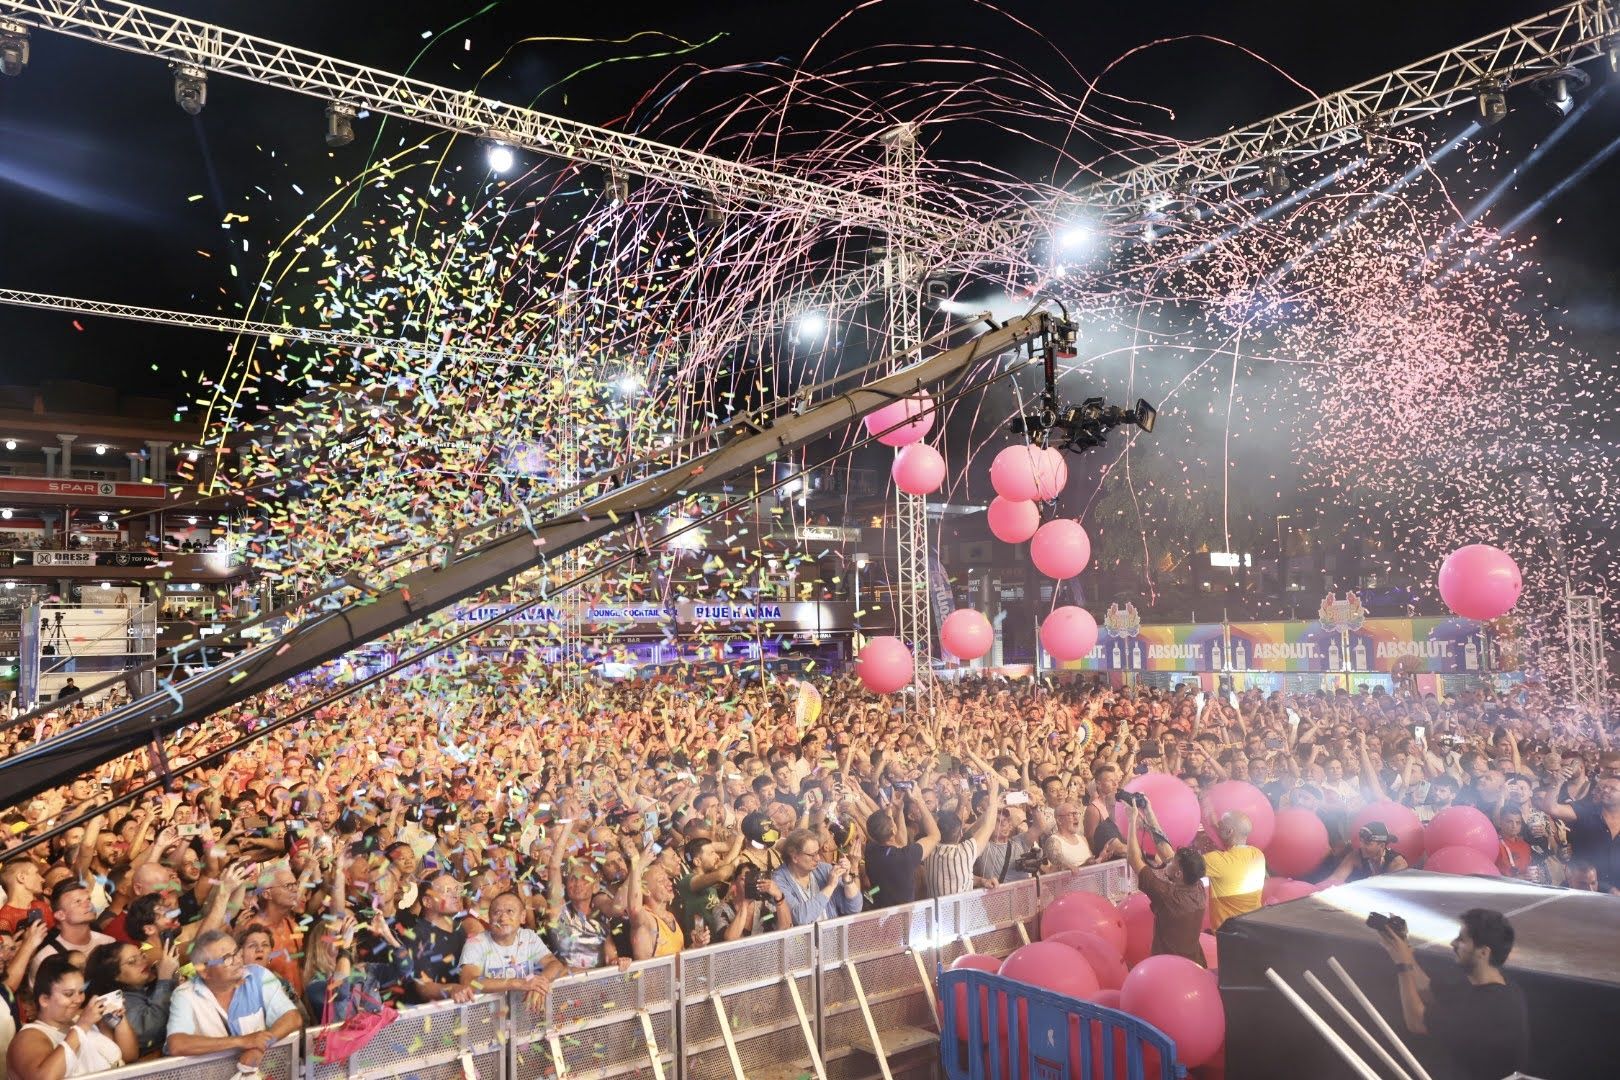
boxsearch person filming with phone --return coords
[7,954,138,1078]
[1122,796,1208,966]
[1375,907,1530,1080]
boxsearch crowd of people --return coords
[0,670,1614,1076]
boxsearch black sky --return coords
[1,0,1617,399]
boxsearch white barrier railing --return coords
[81,862,1134,1080]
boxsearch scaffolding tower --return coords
[882,124,933,689]
[1565,592,1607,715]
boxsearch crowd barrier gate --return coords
[82,863,1134,1080]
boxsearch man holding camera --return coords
[1376,908,1529,1080]
[1123,797,1207,966]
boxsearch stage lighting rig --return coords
[172,63,207,115]
[324,101,357,148]
[1534,67,1589,116]
[1475,80,1508,126]
[0,20,28,77]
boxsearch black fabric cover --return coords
[1217,871,1620,1080]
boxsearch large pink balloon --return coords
[999,940,1101,1001]
[1425,844,1502,877]
[944,953,1003,1040]
[864,392,934,447]
[1041,891,1127,954]
[1044,930,1129,991]
[854,636,912,694]
[1350,801,1425,863]
[1030,519,1091,579]
[1036,447,1069,500]
[1425,805,1499,860]
[1040,605,1098,662]
[1437,544,1522,620]
[1115,773,1201,848]
[986,497,1040,544]
[1201,781,1276,850]
[891,443,946,495]
[1264,809,1330,879]
[1118,892,1155,968]
[1120,955,1226,1068]
[989,444,1060,501]
[940,609,994,661]
[1261,877,1319,906]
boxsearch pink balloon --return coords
[1044,930,1129,991]
[940,609,994,661]
[1115,773,1201,848]
[891,443,946,495]
[989,444,1060,501]
[1120,955,1225,1068]
[1030,519,1091,579]
[1041,891,1127,954]
[1036,447,1069,500]
[1201,781,1276,850]
[1040,605,1098,662]
[1091,988,1123,1011]
[1438,543,1522,621]
[1425,844,1502,877]
[1118,892,1155,968]
[854,636,912,694]
[1263,809,1330,879]
[944,953,1003,1040]
[999,940,1101,1001]
[1261,877,1319,906]
[1351,801,1426,862]
[1425,805,1499,860]
[986,497,1040,544]
[864,392,934,447]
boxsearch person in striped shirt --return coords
[925,753,1003,899]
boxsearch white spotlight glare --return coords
[485,142,515,174]
[3,439,13,450]
[1057,223,1092,250]
[794,311,829,343]
[94,444,107,455]
[0,508,10,519]
[616,374,644,395]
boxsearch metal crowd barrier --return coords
[81,863,1136,1080]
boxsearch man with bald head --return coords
[1202,811,1266,929]
[102,861,181,944]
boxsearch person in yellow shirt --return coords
[1203,812,1267,929]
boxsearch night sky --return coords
[2,1,1618,400]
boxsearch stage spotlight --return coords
[172,64,207,116]
[1608,35,1620,74]
[616,374,644,395]
[606,171,631,205]
[1534,67,1589,117]
[0,20,28,77]
[1475,81,1508,126]
[794,310,829,343]
[484,140,515,174]
[1262,157,1291,195]
[0,509,10,519]
[1057,223,1092,250]
[3,440,14,450]
[94,444,106,456]
[324,101,357,148]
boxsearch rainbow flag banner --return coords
[1061,617,1502,674]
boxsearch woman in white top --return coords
[8,954,137,1079]
[1041,802,1095,870]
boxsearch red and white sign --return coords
[0,478,168,501]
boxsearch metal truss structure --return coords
[0,311,1071,806]
[881,124,934,687]
[1057,1,1620,218]
[1565,592,1608,714]
[0,0,970,248]
[0,287,537,369]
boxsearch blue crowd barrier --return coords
[939,969,1185,1080]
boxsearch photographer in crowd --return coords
[1375,908,1530,1080]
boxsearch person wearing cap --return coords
[1325,821,1409,884]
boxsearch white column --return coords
[127,452,144,481]
[145,441,171,484]
[57,434,77,478]
[42,447,59,478]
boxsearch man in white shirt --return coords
[166,928,302,1074]
[459,892,567,1010]
[925,759,1003,899]
[28,881,114,981]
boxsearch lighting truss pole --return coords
[1053,0,1620,219]
[1565,591,1607,716]
[881,124,934,690]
